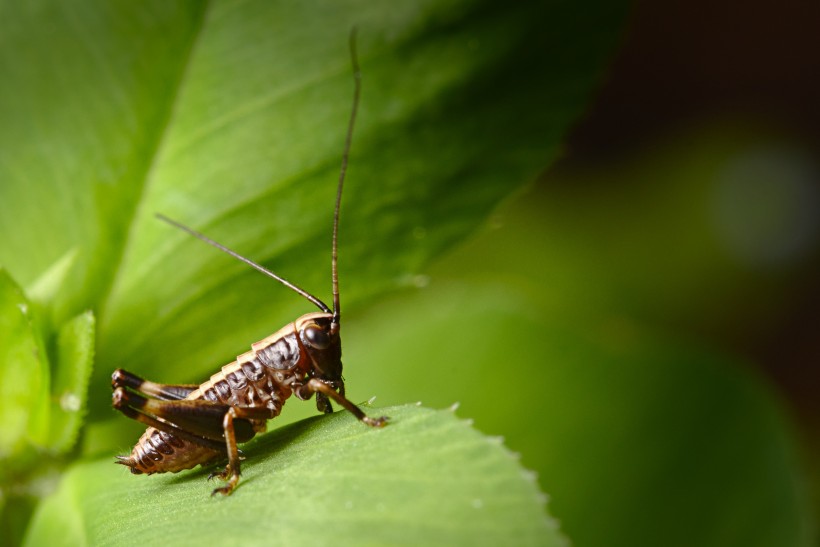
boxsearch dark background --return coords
[554,0,820,440]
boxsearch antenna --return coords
[155,214,331,314]
[155,31,361,323]
[331,27,361,335]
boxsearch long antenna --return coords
[155,213,332,314]
[155,32,360,322]
[331,27,361,334]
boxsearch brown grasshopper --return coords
[111,30,388,496]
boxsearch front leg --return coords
[296,379,388,428]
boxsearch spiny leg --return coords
[112,368,199,401]
[301,378,388,427]
[113,387,273,442]
[209,405,278,496]
[211,408,242,496]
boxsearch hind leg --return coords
[112,386,273,495]
[112,368,199,401]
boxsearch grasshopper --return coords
[112,30,387,496]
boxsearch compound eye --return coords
[302,325,330,349]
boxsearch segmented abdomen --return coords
[121,428,220,475]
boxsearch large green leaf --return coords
[24,405,562,546]
[0,1,627,543]
[0,0,626,424]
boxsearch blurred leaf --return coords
[0,0,627,420]
[532,126,820,338]
[339,185,816,546]
[46,311,96,454]
[26,248,79,331]
[0,273,94,547]
[0,269,50,463]
[25,405,562,547]
[1,494,40,547]
[26,249,79,307]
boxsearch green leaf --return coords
[0,1,627,543]
[25,405,562,547]
[0,274,93,546]
[26,249,79,308]
[25,248,79,330]
[0,494,40,547]
[0,267,94,467]
[46,310,96,454]
[0,0,627,420]
[0,269,50,462]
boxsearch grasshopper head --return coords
[296,313,344,412]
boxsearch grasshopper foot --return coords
[210,470,240,496]
[363,415,389,428]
